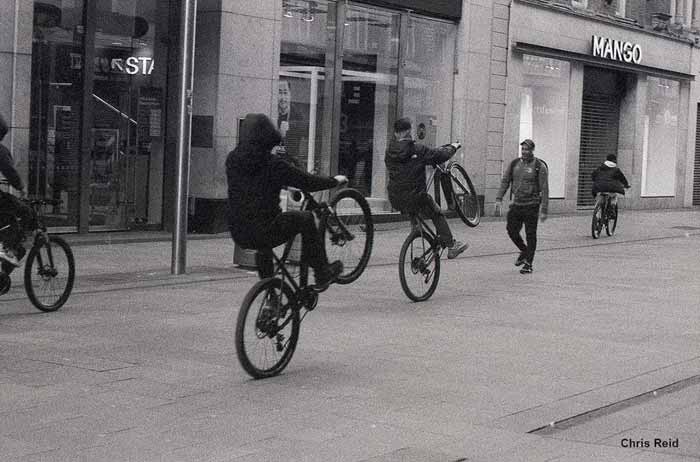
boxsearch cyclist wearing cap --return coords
[385,117,469,260]
[495,138,549,274]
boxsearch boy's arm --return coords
[276,160,338,192]
[495,160,513,201]
[418,144,456,166]
[0,144,24,191]
[538,161,549,216]
[617,169,630,188]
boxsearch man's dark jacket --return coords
[591,161,630,196]
[384,139,456,213]
[226,113,338,247]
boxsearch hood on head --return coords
[227,113,282,173]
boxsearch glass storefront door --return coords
[89,0,167,230]
[30,0,170,232]
[340,6,399,197]
[29,1,86,231]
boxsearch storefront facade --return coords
[1,0,180,233]
[499,0,698,213]
[2,0,700,236]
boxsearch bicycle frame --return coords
[410,213,443,258]
[426,162,455,209]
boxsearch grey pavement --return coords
[1,208,700,461]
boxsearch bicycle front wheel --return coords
[324,188,374,284]
[235,278,300,379]
[606,203,618,236]
[398,230,440,302]
[591,203,604,239]
[24,235,75,312]
[449,164,480,227]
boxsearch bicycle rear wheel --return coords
[606,203,618,236]
[591,203,604,239]
[398,230,440,302]
[24,235,75,312]
[449,163,480,227]
[324,188,374,284]
[235,278,299,379]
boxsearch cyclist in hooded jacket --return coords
[591,154,630,207]
[226,113,346,287]
[385,117,468,259]
[0,114,34,267]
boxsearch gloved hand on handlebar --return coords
[450,141,462,150]
[334,175,348,186]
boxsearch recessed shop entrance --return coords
[577,67,627,207]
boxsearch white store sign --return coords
[592,35,642,64]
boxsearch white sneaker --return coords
[0,246,19,267]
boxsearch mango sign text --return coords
[592,35,642,64]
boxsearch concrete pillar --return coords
[190,0,279,201]
[0,0,33,187]
[675,0,687,25]
[692,0,700,29]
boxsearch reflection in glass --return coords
[89,0,168,229]
[29,1,85,230]
[642,77,679,196]
[279,0,335,174]
[340,5,400,197]
[520,55,570,198]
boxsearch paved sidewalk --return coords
[0,207,699,461]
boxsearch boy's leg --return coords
[522,205,540,264]
[264,210,327,273]
[506,206,527,254]
[417,193,453,247]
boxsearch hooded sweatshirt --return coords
[591,160,630,196]
[384,138,456,213]
[226,113,338,246]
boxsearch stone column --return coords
[675,0,687,25]
[0,0,33,186]
[692,0,700,29]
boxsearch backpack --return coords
[509,157,548,200]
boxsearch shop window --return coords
[402,16,457,195]
[279,0,337,175]
[519,55,571,198]
[29,1,86,229]
[642,77,679,197]
[340,5,400,198]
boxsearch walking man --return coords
[494,139,549,274]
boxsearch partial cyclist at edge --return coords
[0,113,35,268]
[226,113,347,289]
[385,117,469,259]
[591,154,630,210]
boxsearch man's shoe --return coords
[447,240,469,259]
[519,263,533,274]
[0,247,19,267]
[514,252,527,266]
[315,260,344,288]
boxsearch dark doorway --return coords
[577,67,626,207]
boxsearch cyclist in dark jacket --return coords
[226,113,345,286]
[385,117,468,259]
[0,114,33,267]
[591,154,630,201]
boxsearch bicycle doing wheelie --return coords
[235,185,373,379]
[591,191,624,239]
[0,197,75,311]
